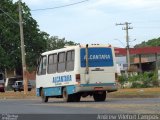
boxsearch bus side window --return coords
[66,50,75,71]
[37,56,47,75]
[48,54,57,74]
[58,52,65,73]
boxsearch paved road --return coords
[0,97,160,114]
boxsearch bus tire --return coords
[93,91,106,102]
[73,93,81,102]
[62,88,73,102]
[14,89,16,92]
[1,89,5,92]
[41,89,48,103]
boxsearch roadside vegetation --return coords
[118,71,159,88]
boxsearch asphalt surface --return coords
[0,97,160,114]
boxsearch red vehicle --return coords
[0,73,5,92]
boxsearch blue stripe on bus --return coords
[36,83,116,97]
[66,85,76,94]
[36,85,76,97]
[44,87,62,96]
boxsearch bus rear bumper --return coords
[75,83,118,93]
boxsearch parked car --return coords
[0,73,5,92]
[5,76,23,91]
[12,81,32,92]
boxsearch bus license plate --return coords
[94,87,103,90]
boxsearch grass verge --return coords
[108,87,160,98]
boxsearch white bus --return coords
[36,44,118,102]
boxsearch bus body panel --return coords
[80,72,115,84]
[36,85,76,96]
[36,72,77,88]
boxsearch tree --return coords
[47,36,76,51]
[0,0,20,70]
[134,37,160,48]
[0,0,48,73]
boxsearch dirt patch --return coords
[0,90,37,99]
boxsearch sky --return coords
[14,0,160,47]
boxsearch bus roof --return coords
[42,46,79,55]
[42,44,112,56]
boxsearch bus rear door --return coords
[80,46,116,85]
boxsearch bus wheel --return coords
[41,89,48,103]
[93,91,106,102]
[73,93,81,102]
[14,89,16,92]
[1,89,5,92]
[62,88,73,102]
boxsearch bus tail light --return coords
[76,74,81,83]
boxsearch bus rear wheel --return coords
[14,89,16,92]
[93,91,106,102]
[41,89,48,103]
[73,93,81,102]
[62,88,74,102]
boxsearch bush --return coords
[118,75,128,86]
[131,82,142,88]
[119,71,159,88]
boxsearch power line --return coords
[31,0,89,12]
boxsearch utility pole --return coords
[116,22,133,70]
[19,0,28,94]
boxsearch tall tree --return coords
[0,0,19,70]
[0,0,48,73]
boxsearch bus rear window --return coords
[80,48,113,67]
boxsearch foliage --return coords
[118,72,159,88]
[47,36,76,51]
[129,72,151,88]
[118,75,128,86]
[134,37,160,48]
